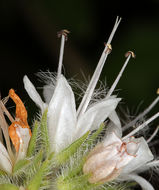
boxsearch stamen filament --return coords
[77,17,121,118]
[146,160,159,168]
[106,53,132,98]
[57,30,69,79]
[123,96,159,131]
[123,112,159,140]
[57,34,65,79]
[147,126,159,143]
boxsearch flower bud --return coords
[83,132,139,183]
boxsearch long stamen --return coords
[57,30,69,79]
[147,126,159,143]
[146,160,159,168]
[123,90,159,131]
[123,112,159,140]
[106,51,135,98]
[77,17,121,118]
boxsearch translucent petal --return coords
[107,110,122,137]
[103,132,122,147]
[117,143,138,169]
[48,75,76,152]
[116,153,134,169]
[124,174,154,190]
[16,126,31,161]
[0,141,12,173]
[121,137,154,174]
[43,84,54,104]
[75,98,121,139]
[126,141,139,155]
[23,75,46,112]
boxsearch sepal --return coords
[0,184,19,190]
[55,131,90,165]
[27,121,40,157]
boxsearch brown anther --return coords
[157,88,159,95]
[57,29,70,41]
[125,51,136,58]
[104,43,112,54]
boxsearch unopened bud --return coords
[83,133,138,183]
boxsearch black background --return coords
[0,1,159,189]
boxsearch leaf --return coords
[82,123,105,153]
[55,131,90,165]
[40,109,50,155]
[27,121,39,157]
[0,184,19,190]
[26,159,49,190]
[13,159,30,174]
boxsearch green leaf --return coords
[55,131,90,165]
[13,159,30,174]
[26,150,43,176]
[85,123,105,148]
[26,159,49,190]
[57,174,95,190]
[40,109,50,155]
[59,124,105,180]
[27,120,39,157]
[32,150,43,169]
[0,184,19,190]
[0,169,7,176]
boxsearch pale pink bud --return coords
[83,133,139,183]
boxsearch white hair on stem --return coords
[77,17,121,119]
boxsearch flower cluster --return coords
[0,17,159,190]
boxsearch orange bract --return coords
[8,89,31,152]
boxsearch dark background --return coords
[0,0,159,112]
[0,0,159,189]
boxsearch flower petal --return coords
[75,98,121,139]
[122,174,154,190]
[43,84,54,104]
[0,141,12,173]
[48,75,76,152]
[107,110,122,138]
[121,137,154,174]
[103,132,122,147]
[16,126,31,161]
[23,75,46,112]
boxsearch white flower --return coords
[22,17,159,189]
[83,109,159,190]
[23,18,124,153]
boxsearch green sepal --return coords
[26,159,49,190]
[40,109,50,155]
[0,169,7,176]
[13,159,30,174]
[0,184,19,190]
[30,150,43,171]
[55,131,90,165]
[57,174,95,190]
[85,123,105,149]
[27,120,39,157]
